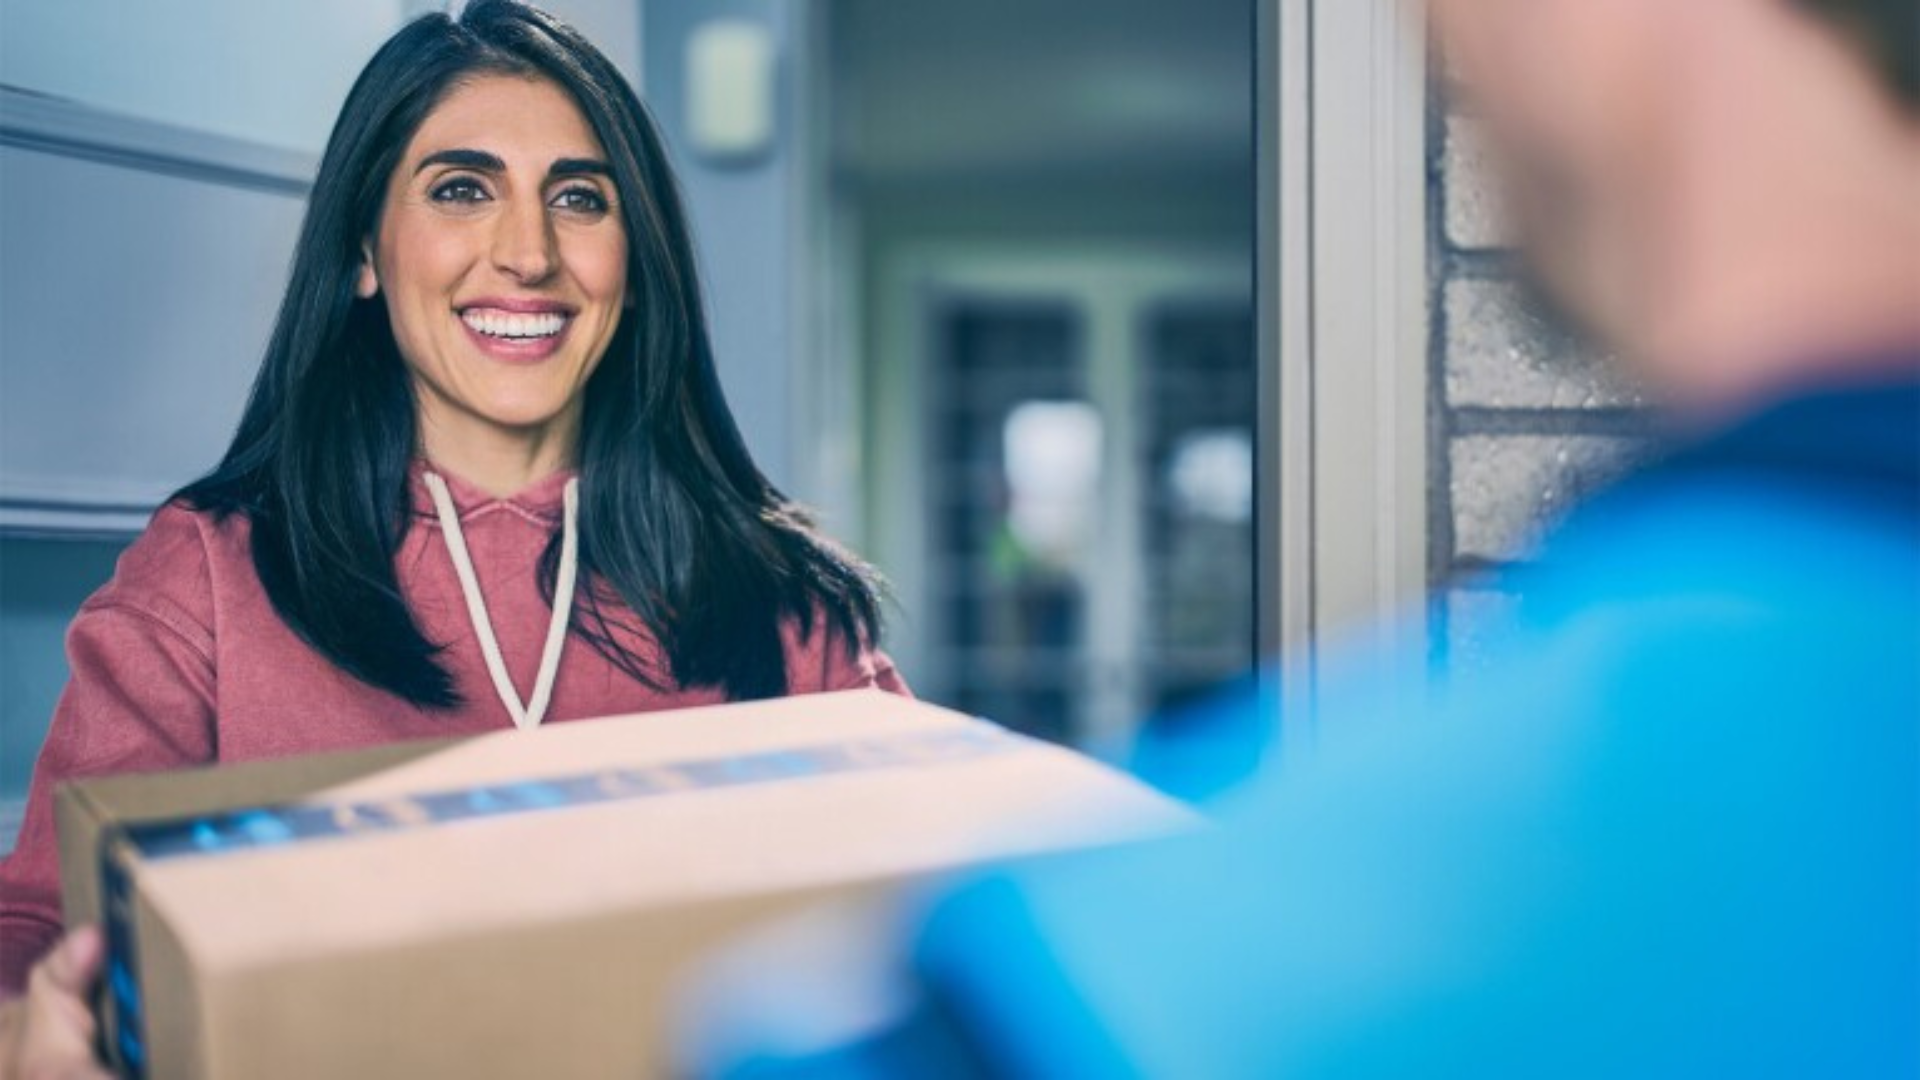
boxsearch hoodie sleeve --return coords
[783,606,913,699]
[0,506,217,998]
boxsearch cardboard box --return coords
[56,690,1195,1079]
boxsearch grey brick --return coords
[1444,279,1645,409]
[1443,115,1510,251]
[1450,434,1641,561]
[1446,588,1523,674]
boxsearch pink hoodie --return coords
[0,464,908,994]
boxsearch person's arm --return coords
[0,590,219,995]
[791,607,913,698]
[688,565,1920,1075]
[0,526,219,1071]
[843,647,911,698]
[0,510,218,1075]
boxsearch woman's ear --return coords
[355,242,379,299]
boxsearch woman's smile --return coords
[458,299,577,362]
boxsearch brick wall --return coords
[1427,107,1652,664]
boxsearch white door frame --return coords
[1261,0,1431,718]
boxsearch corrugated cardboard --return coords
[55,690,1195,1079]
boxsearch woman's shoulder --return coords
[81,500,250,639]
[125,499,252,576]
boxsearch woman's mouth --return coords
[458,305,574,361]
[461,308,569,339]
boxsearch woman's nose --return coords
[490,196,558,283]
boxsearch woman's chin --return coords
[422,399,580,447]
[484,408,576,438]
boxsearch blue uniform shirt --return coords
[706,376,1920,1078]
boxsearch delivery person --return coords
[683,0,1920,1074]
[0,1,908,1064]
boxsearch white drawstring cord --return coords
[422,471,580,730]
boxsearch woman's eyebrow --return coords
[414,148,503,175]
[548,158,611,180]
[410,150,609,181]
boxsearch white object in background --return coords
[685,19,778,163]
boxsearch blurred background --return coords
[824,0,1257,743]
[0,0,1258,846]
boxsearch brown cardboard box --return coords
[55,690,1194,1079]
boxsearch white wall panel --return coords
[0,0,408,153]
[0,138,306,530]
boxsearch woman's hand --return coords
[0,926,112,1079]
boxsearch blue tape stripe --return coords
[100,835,148,1078]
[124,726,1014,862]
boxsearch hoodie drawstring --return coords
[422,471,580,730]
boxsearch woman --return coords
[0,0,904,1062]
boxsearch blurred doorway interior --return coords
[823,0,1256,747]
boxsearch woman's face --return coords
[359,73,629,467]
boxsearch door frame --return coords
[1259,0,1431,722]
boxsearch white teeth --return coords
[460,309,568,339]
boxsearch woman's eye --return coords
[429,178,490,204]
[552,187,610,215]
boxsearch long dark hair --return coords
[180,0,884,706]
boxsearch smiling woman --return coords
[0,0,906,1058]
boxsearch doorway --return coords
[822,0,1258,745]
